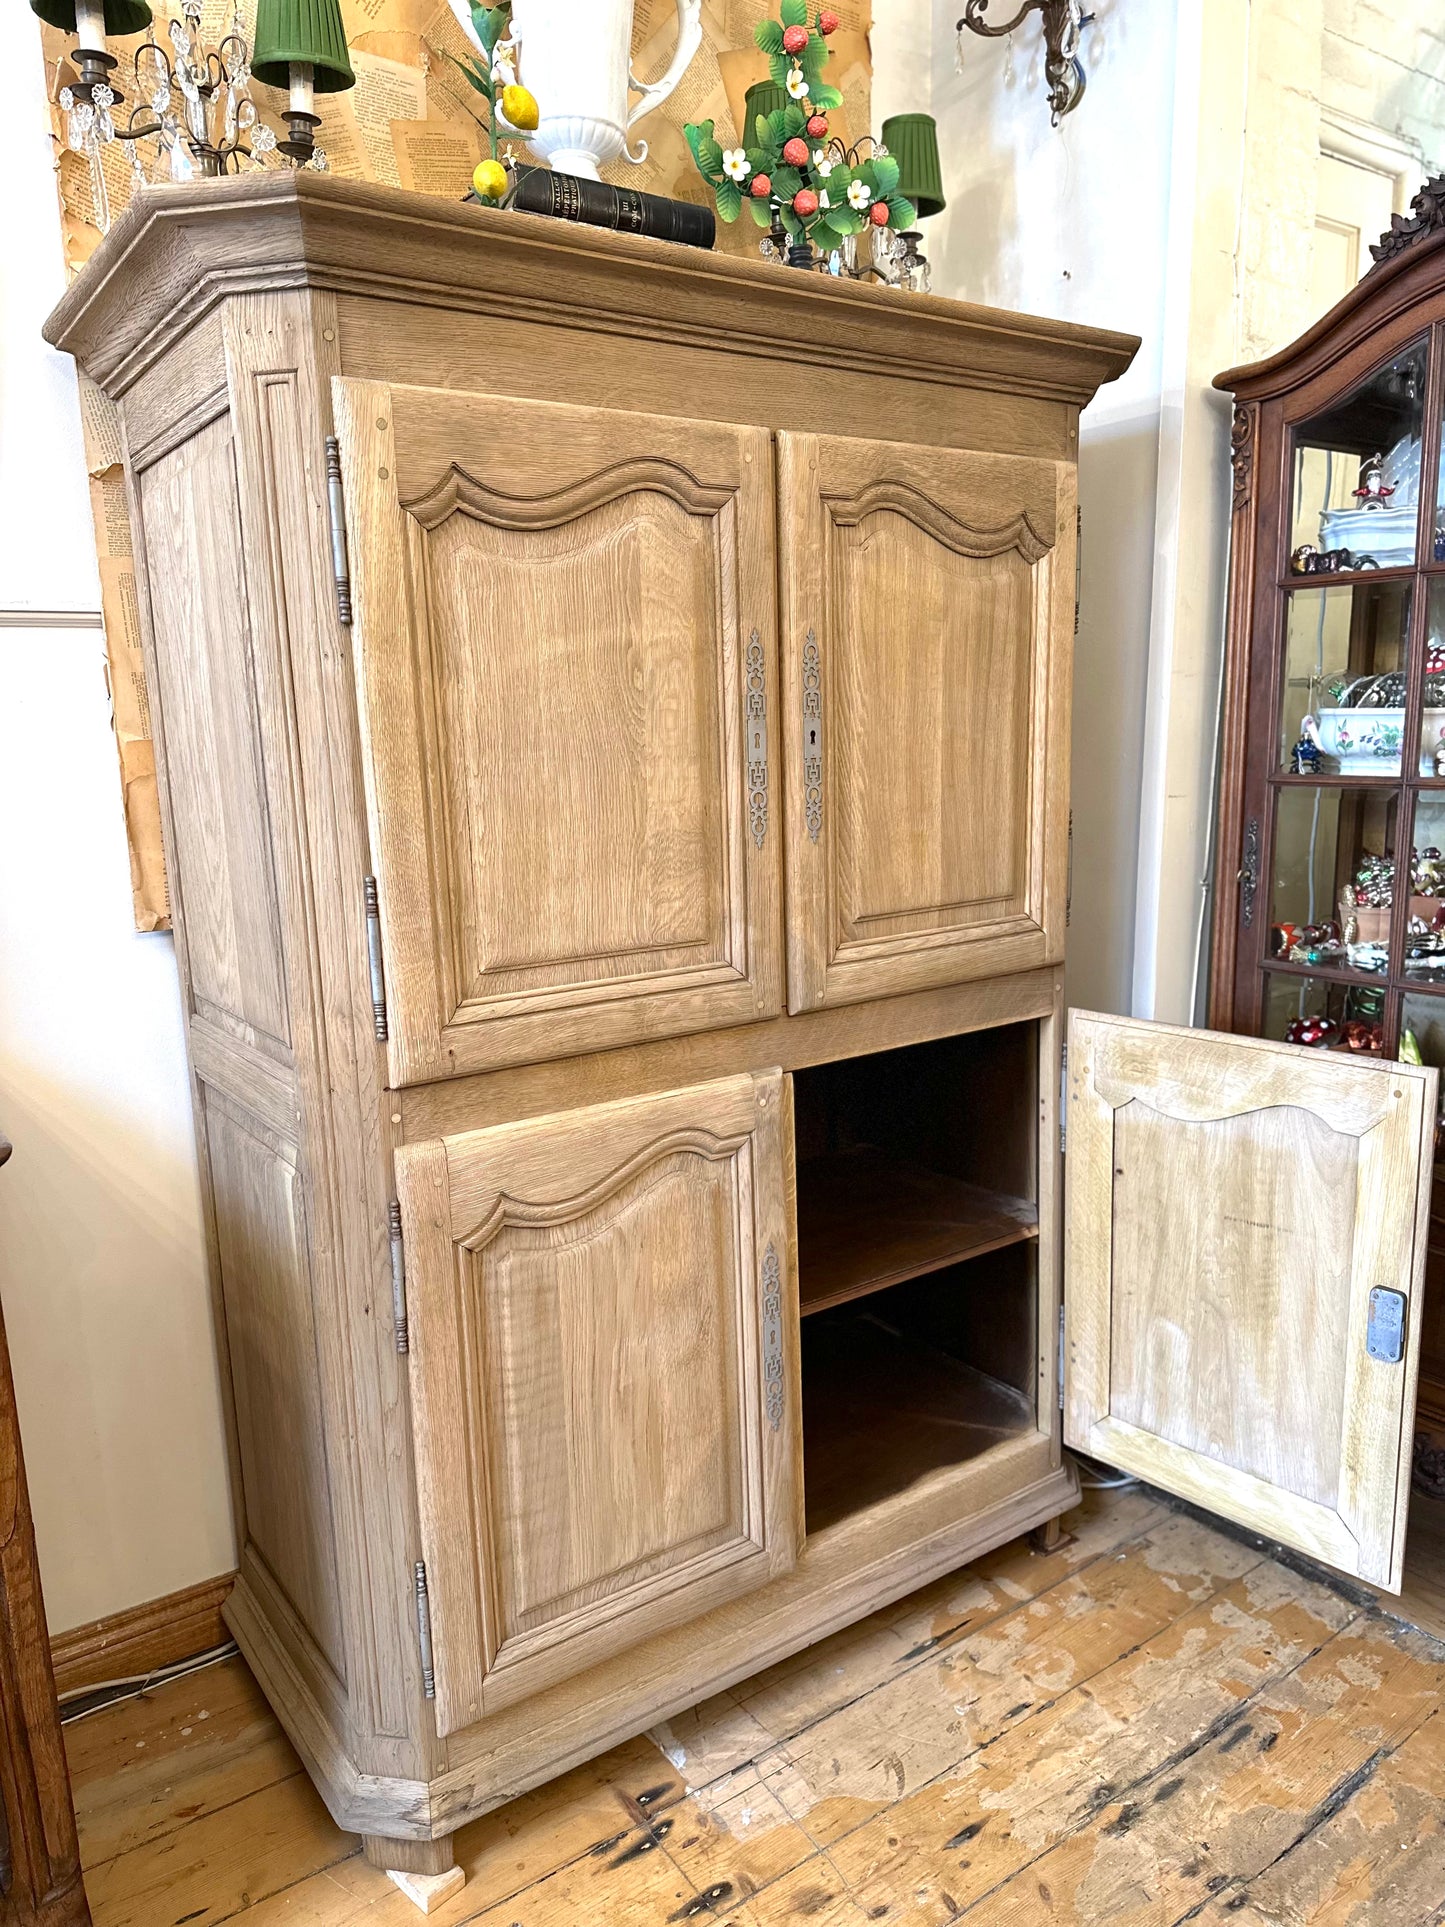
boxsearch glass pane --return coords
[1270,786,1399,978]
[1399,993,1445,1151]
[1290,337,1427,575]
[1263,972,1384,1054]
[1401,794,1445,981]
[1279,580,1411,774]
[1427,581,1445,777]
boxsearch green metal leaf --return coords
[749,195,774,227]
[754,17,784,54]
[445,50,494,100]
[871,154,900,194]
[780,0,807,23]
[886,193,918,228]
[715,177,743,222]
[811,83,842,109]
[783,102,806,134]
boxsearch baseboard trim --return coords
[51,1571,237,1700]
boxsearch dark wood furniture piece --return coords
[1213,183,1445,1490]
[0,1132,91,1925]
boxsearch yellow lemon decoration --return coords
[472,157,510,200]
[500,83,539,131]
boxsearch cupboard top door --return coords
[778,431,1073,1013]
[335,380,783,1087]
[1065,1011,1436,1591]
[395,1069,799,1733]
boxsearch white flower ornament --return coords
[722,147,752,181]
[786,63,809,99]
[847,178,872,210]
[813,150,834,175]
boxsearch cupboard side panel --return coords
[221,293,433,1777]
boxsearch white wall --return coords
[909,0,1178,1018]
[0,10,235,1633]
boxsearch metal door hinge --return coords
[1366,1286,1407,1364]
[413,1560,436,1700]
[364,875,388,1041]
[1058,1304,1066,1411]
[1238,817,1259,929]
[1059,1041,1068,1158]
[389,1200,408,1354]
[324,435,352,627]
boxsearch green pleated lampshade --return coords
[30,0,154,37]
[743,80,790,142]
[880,113,945,219]
[252,0,355,93]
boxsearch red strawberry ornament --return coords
[793,187,819,217]
[869,199,890,225]
[751,173,772,197]
[819,9,839,32]
[783,23,808,52]
[782,135,809,166]
[806,113,828,137]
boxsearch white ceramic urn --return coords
[455,0,703,182]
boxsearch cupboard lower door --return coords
[1064,1011,1436,1592]
[394,1070,799,1733]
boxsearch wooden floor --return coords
[64,1487,1445,1927]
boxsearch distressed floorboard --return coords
[61,1491,1445,1927]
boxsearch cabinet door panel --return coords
[779,431,1072,1011]
[396,1070,799,1732]
[1065,1011,1435,1591]
[336,380,782,1084]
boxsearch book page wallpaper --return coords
[36,0,872,929]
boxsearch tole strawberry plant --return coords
[684,1,916,260]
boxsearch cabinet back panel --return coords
[203,1090,346,1677]
[139,417,289,1048]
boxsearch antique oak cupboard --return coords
[44,174,1441,1895]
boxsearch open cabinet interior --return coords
[793,1025,1042,1535]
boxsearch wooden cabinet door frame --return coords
[1065,1011,1435,1591]
[395,1070,799,1734]
[779,430,1074,1013]
[335,379,783,1085]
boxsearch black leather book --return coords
[510,168,716,250]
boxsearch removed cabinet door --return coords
[778,429,1073,1012]
[395,1070,799,1734]
[334,380,783,1084]
[1065,1011,1436,1591]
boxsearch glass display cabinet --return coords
[1214,188,1445,1494]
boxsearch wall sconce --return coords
[956,0,1092,128]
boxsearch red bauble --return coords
[782,136,809,165]
[869,200,890,225]
[793,187,819,216]
[751,173,772,197]
[783,23,809,51]
[806,113,828,137]
[819,8,840,31]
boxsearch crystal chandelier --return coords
[35,0,353,232]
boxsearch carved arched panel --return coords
[395,1070,799,1731]
[778,430,1073,1012]
[335,380,783,1084]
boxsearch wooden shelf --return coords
[796,1149,1037,1318]
[802,1313,1036,1534]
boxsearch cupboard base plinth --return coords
[364,1834,456,1877]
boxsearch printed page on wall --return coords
[34,0,870,929]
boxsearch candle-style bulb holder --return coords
[252,0,354,170]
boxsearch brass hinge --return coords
[389,1200,408,1354]
[364,875,388,1042]
[324,435,352,627]
[413,1561,436,1701]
